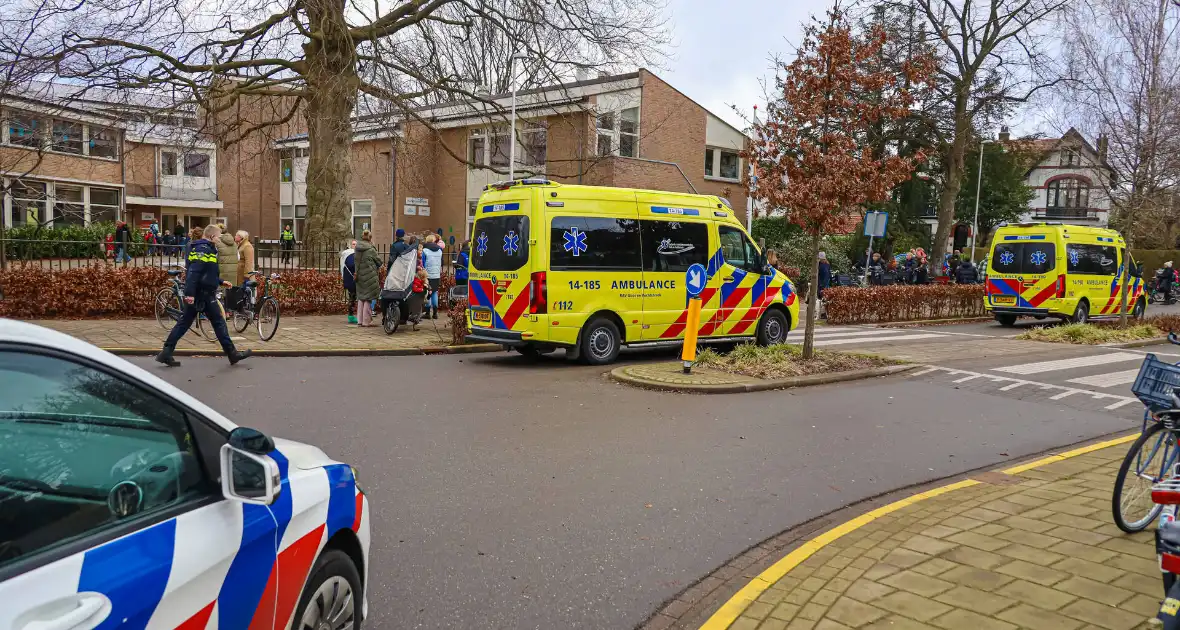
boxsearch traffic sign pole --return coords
[681,297,702,374]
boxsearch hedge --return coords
[823,284,986,324]
[1132,250,1180,276]
[3,223,155,259]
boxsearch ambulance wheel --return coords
[293,549,363,630]
[579,317,620,365]
[1133,298,1146,319]
[996,314,1017,327]
[756,309,790,346]
[1072,300,1090,324]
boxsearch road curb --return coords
[1106,336,1170,349]
[609,363,917,394]
[647,431,1139,630]
[101,343,502,358]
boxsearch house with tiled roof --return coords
[1006,126,1115,225]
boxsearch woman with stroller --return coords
[421,234,444,319]
[354,230,381,327]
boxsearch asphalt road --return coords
[130,352,1139,629]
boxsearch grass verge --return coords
[1017,323,1160,344]
[694,343,900,380]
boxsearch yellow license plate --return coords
[992,295,1016,305]
[471,308,492,325]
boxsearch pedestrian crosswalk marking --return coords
[786,327,901,338]
[1050,390,1078,400]
[953,374,980,383]
[909,365,1138,410]
[1105,399,1139,410]
[993,352,1144,375]
[1066,368,1142,388]
[808,333,949,347]
[999,382,1024,391]
[912,367,940,376]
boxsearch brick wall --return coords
[0,146,121,185]
[546,112,592,183]
[430,127,468,246]
[347,139,394,245]
[123,142,155,197]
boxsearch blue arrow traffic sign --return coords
[685,263,706,298]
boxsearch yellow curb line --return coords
[699,432,1139,630]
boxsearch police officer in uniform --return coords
[280,223,295,263]
[156,224,252,367]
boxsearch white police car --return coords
[0,320,370,629]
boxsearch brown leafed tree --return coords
[749,6,935,358]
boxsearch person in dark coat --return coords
[954,259,980,284]
[113,221,132,264]
[454,240,470,286]
[353,230,381,326]
[155,224,251,367]
[341,240,357,324]
[1158,262,1175,303]
[388,228,413,270]
[817,251,832,299]
[947,250,962,277]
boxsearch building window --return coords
[161,151,178,176]
[10,180,46,227]
[595,107,639,158]
[88,127,118,159]
[705,147,741,181]
[280,157,292,182]
[467,200,477,239]
[51,120,83,154]
[1046,177,1090,218]
[281,204,306,240]
[53,185,85,226]
[519,121,547,167]
[8,113,41,148]
[489,126,511,168]
[183,153,210,177]
[351,199,373,240]
[88,187,121,225]
[468,129,487,167]
[1060,149,1080,167]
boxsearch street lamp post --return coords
[971,139,984,263]
[508,52,528,182]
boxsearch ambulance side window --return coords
[640,221,709,272]
[0,350,210,572]
[1067,244,1117,276]
[718,226,762,273]
[550,216,641,271]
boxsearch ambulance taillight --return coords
[1056,274,1066,298]
[530,271,547,314]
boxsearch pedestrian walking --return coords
[422,234,443,319]
[341,240,357,324]
[1159,262,1175,304]
[947,249,962,277]
[215,223,239,284]
[455,240,470,286]
[234,230,255,287]
[113,220,132,264]
[155,224,252,367]
[353,230,381,327]
[280,223,295,263]
[954,258,980,284]
[817,251,831,299]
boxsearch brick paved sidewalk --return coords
[700,441,1165,630]
[26,314,476,354]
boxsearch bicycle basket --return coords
[1131,353,1180,412]
[224,286,247,311]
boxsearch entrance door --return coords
[186,215,210,230]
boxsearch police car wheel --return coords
[756,309,789,346]
[293,549,363,630]
[580,318,620,365]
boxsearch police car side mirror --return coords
[220,441,281,506]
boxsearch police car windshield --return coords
[471,214,530,271]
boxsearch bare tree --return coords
[32,0,668,252]
[889,0,1066,270]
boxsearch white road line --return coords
[809,333,950,347]
[953,374,981,383]
[992,352,1144,375]
[1050,390,1078,400]
[911,367,940,376]
[1106,399,1139,410]
[787,328,912,339]
[999,382,1025,391]
[914,365,1139,409]
[1066,368,1142,388]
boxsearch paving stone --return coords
[814,620,853,630]
[864,616,940,629]
[1047,501,1103,517]
[967,508,1012,523]
[933,585,1019,615]
[799,602,830,621]
[1047,526,1114,547]
[815,566,840,580]
[1106,553,1158,577]
[940,546,1007,570]
[945,531,1009,552]
[930,608,1018,630]
[811,590,840,607]
[939,564,1015,592]
[995,578,1078,610]
[901,536,957,556]
[785,589,815,605]
[918,525,960,540]
[1006,492,1052,508]
[995,542,1067,566]
[733,617,762,630]
[880,549,931,570]
[910,558,959,577]
[825,598,885,628]
[863,564,901,581]
[1111,572,1162,597]
[1049,540,1119,563]
[941,515,986,531]
[802,577,829,593]
[971,523,1011,537]
[1054,576,1136,606]
[999,514,1059,533]
[851,557,877,571]
[879,571,955,597]
[760,618,789,630]
[996,528,1065,549]
[1118,593,1163,616]
[873,591,953,621]
[995,559,1071,586]
[828,577,853,594]
[1053,557,1127,584]
[1059,598,1147,630]
[980,500,1032,515]
[772,603,801,621]
[1100,537,1157,557]
[996,603,1086,629]
[844,580,895,603]
[787,619,818,630]
[747,601,777,620]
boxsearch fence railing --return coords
[0,237,463,274]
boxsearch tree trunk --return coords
[802,231,823,359]
[1119,253,1132,326]
[302,0,358,263]
[931,96,971,273]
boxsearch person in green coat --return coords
[353,230,381,326]
[215,224,239,285]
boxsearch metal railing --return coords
[1034,208,1100,220]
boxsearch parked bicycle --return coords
[224,270,282,342]
[153,266,215,340]
[1111,332,1180,532]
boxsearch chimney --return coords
[998,126,1010,142]
[1097,134,1109,161]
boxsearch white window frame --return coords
[466,200,477,239]
[595,107,639,158]
[161,150,179,176]
[0,107,120,161]
[705,146,742,183]
[351,199,373,239]
[88,186,122,225]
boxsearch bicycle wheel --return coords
[1112,421,1173,532]
[154,288,179,329]
[232,308,251,334]
[257,297,280,341]
[195,312,217,342]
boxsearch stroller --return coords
[380,251,426,334]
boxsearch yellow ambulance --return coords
[985,222,1145,326]
[465,180,800,364]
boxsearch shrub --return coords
[1018,323,1159,344]
[449,297,468,345]
[1148,314,1180,335]
[823,284,986,324]
[693,342,897,379]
